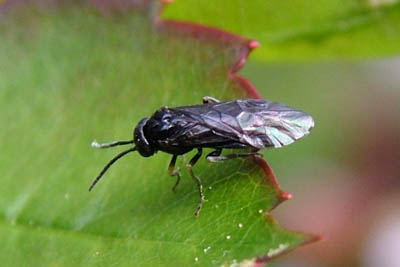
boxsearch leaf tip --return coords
[281,192,292,200]
[248,40,260,50]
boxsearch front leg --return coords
[202,96,220,104]
[168,155,181,192]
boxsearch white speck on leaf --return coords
[227,258,256,267]
[194,257,199,262]
[267,243,289,257]
[208,186,212,190]
[226,235,231,240]
[258,209,263,214]
[203,246,211,253]
[238,223,243,228]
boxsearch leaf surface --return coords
[0,2,314,266]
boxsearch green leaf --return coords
[0,2,314,266]
[162,0,400,61]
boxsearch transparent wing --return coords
[173,99,314,149]
[234,100,314,148]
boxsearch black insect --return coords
[89,96,314,215]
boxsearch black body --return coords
[90,97,314,216]
[135,99,314,156]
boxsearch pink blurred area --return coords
[258,59,400,267]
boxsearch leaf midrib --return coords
[0,217,269,248]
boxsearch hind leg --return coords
[206,149,261,162]
[186,148,204,216]
[202,96,220,104]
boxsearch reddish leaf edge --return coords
[251,156,321,265]
[156,1,261,98]
[0,0,321,265]
[254,232,322,266]
[154,1,321,264]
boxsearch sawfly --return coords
[89,96,314,215]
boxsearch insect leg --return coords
[168,155,181,192]
[206,150,262,162]
[186,148,204,216]
[205,149,222,162]
[202,96,220,104]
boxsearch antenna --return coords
[89,146,137,191]
[91,140,133,149]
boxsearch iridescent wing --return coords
[174,99,314,149]
[232,99,314,148]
